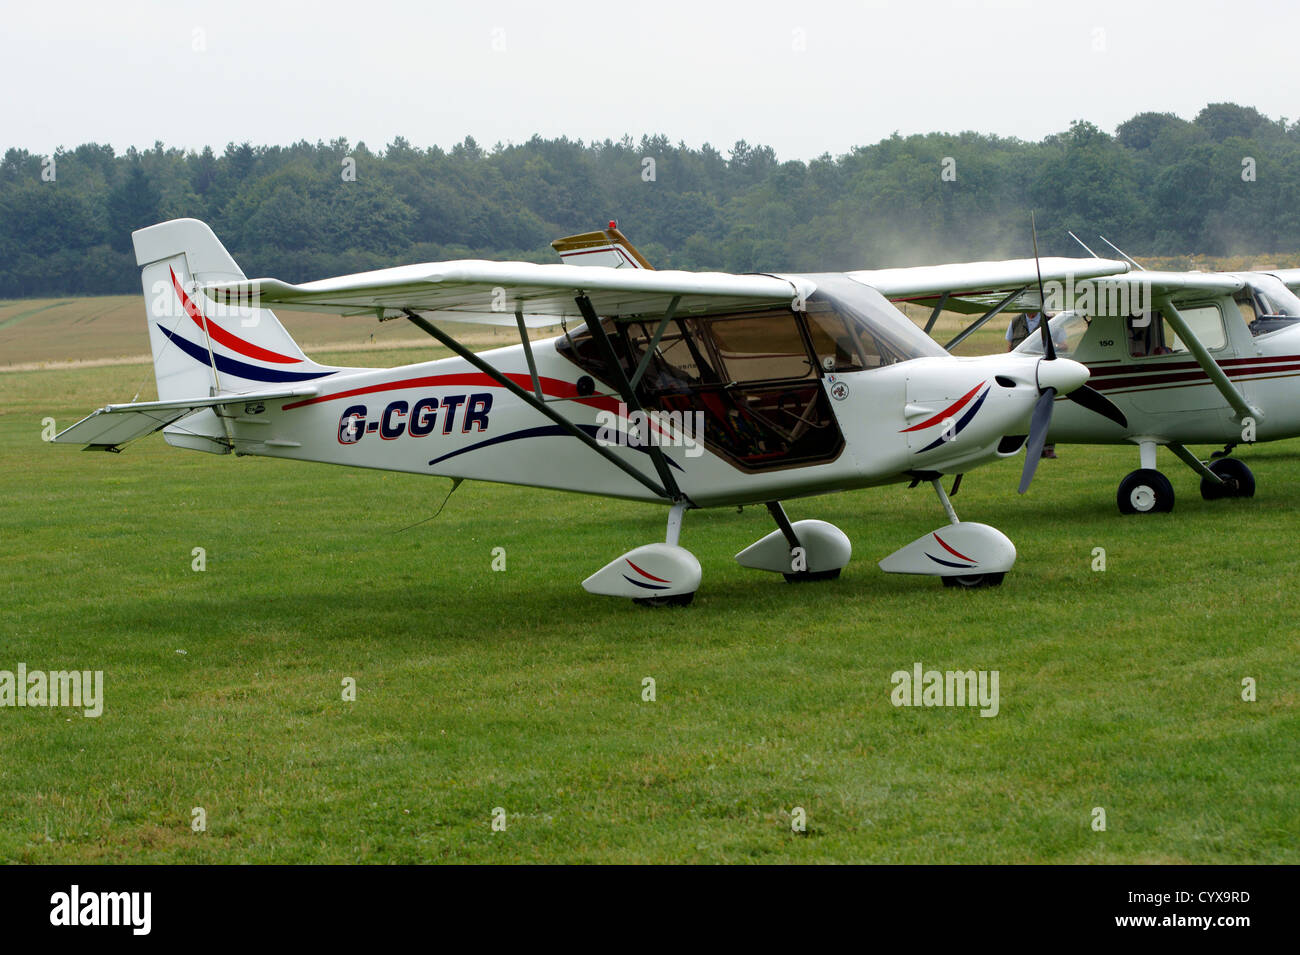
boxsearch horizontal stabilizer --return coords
[51,386,317,451]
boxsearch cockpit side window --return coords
[1127,313,1168,357]
[805,304,871,372]
[615,318,720,390]
[1164,304,1226,352]
[1127,304,1226,357]
[705,310,817,383]
[1234,289,1259,324]
[557,306,846,472]
[1012,311,1086,356]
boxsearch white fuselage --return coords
[1045,296,1300,446]
[220,335,1055,508]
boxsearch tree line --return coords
[2,102,1298,299]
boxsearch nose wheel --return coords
[941,572,1005,589]
[1117,468,1175,514]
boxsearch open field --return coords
[0,326,1297,863]
[0,296,544,369]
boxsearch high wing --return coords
[854,256,1130,349]
[206,256,1131,330]
[851,257,1130,311]
[51,386,319,451]
[1069,270,1245,303]
[202,261,810,327]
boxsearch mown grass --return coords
[0,351,1296,863]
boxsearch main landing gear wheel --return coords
[783,568,842,583]
[1200,458,1255,500]
[1117,468,1174,514]
[632,592,696,608]
[941,572,1005,589]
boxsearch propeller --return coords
[1067,383,1127,428]
[1031,217,1055,363]
[1017,215,1129,494]
[1018,386,1057,492]
[1018,214,1056,493]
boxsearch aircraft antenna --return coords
[1067,231,1101,259]
[392,478,463,533]
[1097,235,1146,271]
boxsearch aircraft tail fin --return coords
[551,220,654,269]
[130,218,337,452]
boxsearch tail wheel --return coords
[941,572,1005,589]
[1117,469,1174,514]
[1200,458,1255,500]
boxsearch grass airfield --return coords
[1,332,1298,863]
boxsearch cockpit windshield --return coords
[1236,274,1300,336]
[1013,310,1089,356]
[813,272,950,363]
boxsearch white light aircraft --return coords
[52,219,1128,603]
[930,242,1300,512]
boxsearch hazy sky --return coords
[4,0,1295,161]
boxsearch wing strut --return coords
[513,306,543,399]
[943,286,1027,351]
[399,308,671,501]
[923,292,949,334]
[1160,300,1262,422]
[575,294,687,504]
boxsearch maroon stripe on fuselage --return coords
[1091,369,1300,394]
[1088,357,1300,391]
[1087,354,1300,377]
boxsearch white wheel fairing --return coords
[735,520,851,574]
[582,543,701,599]
[878,522,1017,576]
